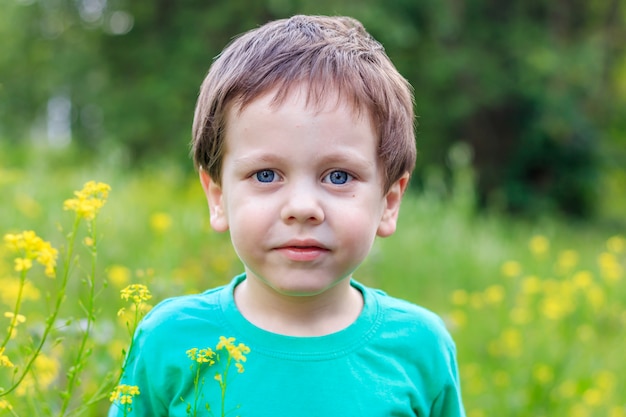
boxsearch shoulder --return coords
[362,284,456,353]
[358,284,463,403]
[135,284,228,339]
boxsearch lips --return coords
[274,239,330,262]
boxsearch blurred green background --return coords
[1,0,626,416]
[2,0,626,219]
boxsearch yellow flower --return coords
[449,310,467,328]
[582,388,603,406]
[521,275,542,295]
[3,231,58,278]
[569,404,590,417]
[500,261,522,278]
[529,235,549,257]
[541,294,574,320]
[450,289,468,306]
[3,232,23,251]
[483,285,505,305]
[116,303,152,326]
[233,343,251,361]
[186,347,216,364]
[110,384,141,405]
[4,311,26,325]
[16,353,60,395]
[120,284,152,303]
[598,252,623,284]
[0,277,40,305]
[0,347,14,368]
[217,336,250,362]
[63,181,111,221]
[500,328,523,357]
[0,399,12,410]
[37,249,57,277]
[186,347,198,359]
[33,353,59,388]
[107,265,132,288]
[557,379,577,398]
[586,285,605,311]
[14,257,33,272]
[594,370,616,392]
[107,339,127,360]
[150,212,172,233]
[572,271,593,290]
[556,250,578,274]
[216,336,235,350]
[488,328,523,358]
[606,235,625,253]
[532,363,554,384]
[197,348,215,364]
[509,307,532,325]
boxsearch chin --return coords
[271,278,346,297]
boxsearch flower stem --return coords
[0,269,27,350]
[58,219,100,416]
[0,216,80,397]
[220,356,231,417]
[191,366,202,417]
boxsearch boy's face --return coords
[200,87,408,298]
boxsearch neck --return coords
[233,276,363,337]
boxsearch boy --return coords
[110,15,465,416]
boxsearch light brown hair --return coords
[191,15,416,191]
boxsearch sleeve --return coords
[429,341,466,417]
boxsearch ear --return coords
[199,169,229,232]
[376,172,410,238]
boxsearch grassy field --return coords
[0,150,624,416]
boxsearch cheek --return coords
[333,206,381,246]
[228,219,262,264]
[226,199,272,241]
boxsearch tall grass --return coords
[0,148,624,416]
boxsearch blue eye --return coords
[255,170,276,183]
[325,170,351,185]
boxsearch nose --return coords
[280,182,325,225]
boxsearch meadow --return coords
[0,148,624,416]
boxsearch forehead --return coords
[226,86,374,135]
[223,89,377,159]
[222,86,379,163]
[229,84,374,128]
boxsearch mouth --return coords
[274,240,330,262]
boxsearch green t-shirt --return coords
[109,274,465,416]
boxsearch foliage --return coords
[1,150,625,415]
[0,181,119,415]
[1,0,625,216]
[181,337,251,417]
[448,235,624,416]
[0,179,251,416]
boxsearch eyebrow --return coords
[232,151,375,170]
[317,153,375,170]
[231,153,284,168]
